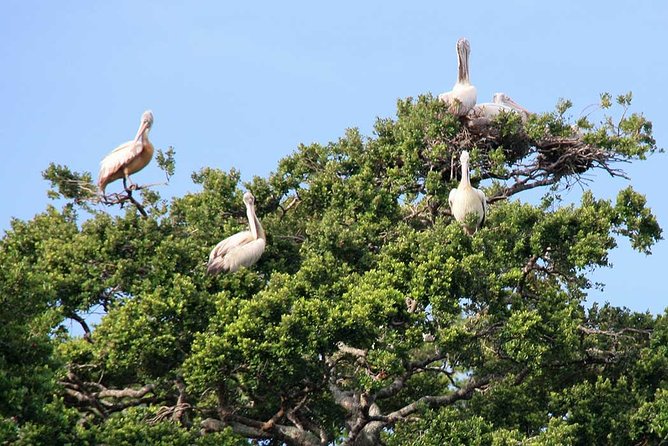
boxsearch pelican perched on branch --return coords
[438,38,477,116]
[448,151,487,235]
[470,92,531,121]
[207,192,266,275]
[98,110,154,194]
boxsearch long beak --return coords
[134,121,148,142]
[506,98,531,114]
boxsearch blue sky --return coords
[1,1,666,314]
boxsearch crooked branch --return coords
[59,370,157,419]
[67,312,93,343]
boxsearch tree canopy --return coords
[1,93,665,445]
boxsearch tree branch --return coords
[335,342,368,359]
[374,350,448,400]
[67,312,93,343]
[388,374,492,422]
[60,369,157,419]
[202,412,324,446]
[97,384,155,399]
[577,325,652,337]
[99,181,162,218]
[480,134,634,203]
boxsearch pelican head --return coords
[492,93,530,114]
[460,150,470,164]
[243,191,255,207]
[141,110,154,128]
[456,38,471,57]
[132,110,154,141]
[455,38,472,84]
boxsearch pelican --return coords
[438,38,477,116]
[98,110,154,194]
[207,192,266,275]
[448,150,487,235]
[470,93,531,121]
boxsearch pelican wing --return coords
[438,91,453,103]
[448,188,457,211]
[474,188,487,227]
[471,103,502,119]
[208,230,253,262]
[439,85,476,116]
[98,139,144,184]
[207,230,266,274]
[222,238,266,273]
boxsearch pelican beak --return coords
[134,120,149,142]
[507,98,531,114]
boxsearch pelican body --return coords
[448,151,487,235]
[207,192,266,274]
[98,110,154,194]
[470,93,531,121]
[438,38,477,116]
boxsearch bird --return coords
[448,150,487,235]
[470,92,531,121]
[98,110,155,195]
[438,38,477,116]
[207,192,266,275]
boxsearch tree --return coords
[0,93,665,445]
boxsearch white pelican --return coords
[470,93,531,121]
[207,192,266,274]
[438,38,477,116]
[98,110,154,194]
[448,150,487,235]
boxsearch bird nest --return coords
[463,114,531,165]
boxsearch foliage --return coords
[0,94,664,445]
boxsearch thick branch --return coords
[97,383,155,399]
[60,370,158,418]
[67,312,93,343]
[374,350,448,400]
[385,374,492,422]
[335,342,368,359]
[201,414,323,446]
[60,385,106,418]
[577,325,652,337]
[171,377,190,425]
[343,375,495,446]
[489,176,556,203]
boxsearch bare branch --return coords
[336,342,368,359]
[59,369,158,419]
[278,195,302,221]
[374,350,448,400]
[67,312,93,343]
[171,377,190,425]
[382,374,493,422]
[477,133,634,204]
[202,411,324,446]
[577,325,652,337]
[101,187,148,217]
[97,384,155,399]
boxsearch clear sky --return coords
[1,1,666,313]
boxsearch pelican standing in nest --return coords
[449,150,487,235]
[438,38,477,116]
[470,92,531,121]
[98,110,154,195]
[207,192,266,274]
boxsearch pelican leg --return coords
[123,175,136,191]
